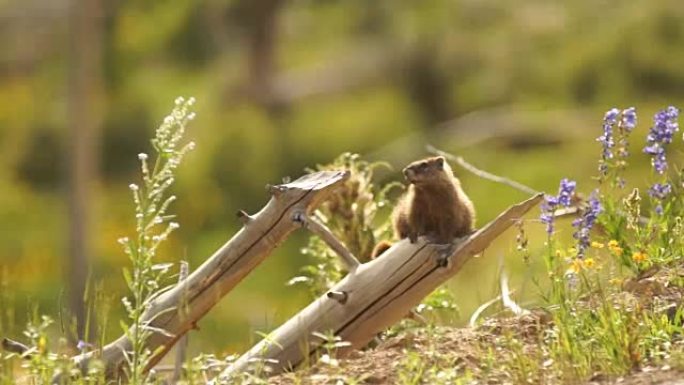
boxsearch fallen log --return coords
[218,193,544,380]
[69,170,349,380]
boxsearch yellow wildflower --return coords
[583,258,596,269]
[38,335,47,354]
[591,241,604,249]
[609,277,623,286]
[607,240,623,256]
[568,259,582,273]
[632,251,648,263]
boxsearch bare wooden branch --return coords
[296,215,360,271]
[65,170,349,381]
[426,145,540,196]
[1,337,30,357]
[217,193,544,379]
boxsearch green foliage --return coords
[0,100,196,385]
[415,287,460,321]
[118,97,196,383]
[289,153,400,297]
[0,313,107,384]
[509,106,684,382]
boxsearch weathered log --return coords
[70,170,349,380]
[217,193,543,380]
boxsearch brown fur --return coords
[371,156,475,258]
[370,240,393,259]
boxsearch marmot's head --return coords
[403,156,452,185]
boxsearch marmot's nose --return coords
[403,168,414,181]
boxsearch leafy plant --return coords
[289,153,400,297]
[116,96,196,383]
[532,105,684,382]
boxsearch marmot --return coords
[372,156,476,257]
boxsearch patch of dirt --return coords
[269,318,683,384]
[268,265,684,385]
[592,369,684,385]
[268,312,547,384]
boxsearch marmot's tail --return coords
[370,240,393,259]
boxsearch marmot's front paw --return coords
[431,252,450,268]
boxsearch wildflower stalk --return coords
[644,106,679,216]
[290,153,400,297]
[597,108,619,185]
[571,190,602,259]
[597,107,636,189]
[539,178,576,301]
[119,97,196,383]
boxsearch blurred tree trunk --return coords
[67,0,103,343]
[234,0,296,174]
[243,0,284,110]
[402,44,454,130]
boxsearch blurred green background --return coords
[1,0,684,358]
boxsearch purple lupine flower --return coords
[77,340,93,352]
[644,106,680,174]
[597,108,619,177]
[644,144,667,174]
[540,194,559,233]
[617,107,637,158]
[558,178,576,206]
[597,108,619,159]
[540,201,556,234]
[621,107,637,132]
[541,178,577,235]
[648,182,672,200]
[572,191,602,258]
[648,182,672,215]
[614,107,637,188]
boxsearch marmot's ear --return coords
[435,156,445,168]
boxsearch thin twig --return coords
[426,145,540,195]
[427,145,597,222]
[295,214,361,271]
[469,294,504,328]
[500,269,529,316]
[172,261,190,383]
[427,145,648,227]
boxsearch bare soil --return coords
[268,266,684,385]
[268,317,683,384]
